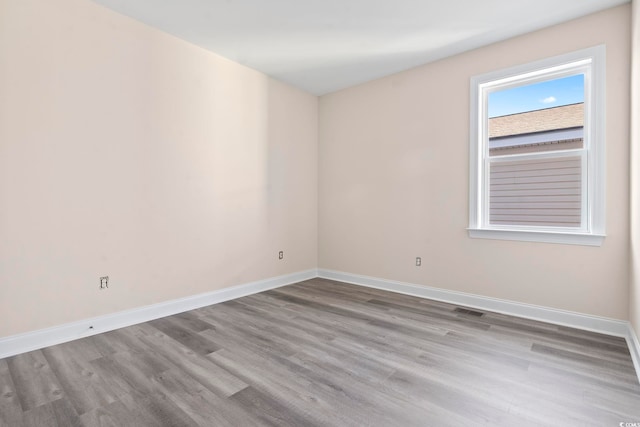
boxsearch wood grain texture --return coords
[1,278,639,426]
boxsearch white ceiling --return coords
[92,0,629,95]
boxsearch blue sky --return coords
[488,74,584,118]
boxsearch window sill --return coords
[467,228,605,246]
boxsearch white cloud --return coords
[541,96,557,104]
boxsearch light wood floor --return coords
[1,278,639,426]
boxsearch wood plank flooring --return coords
[2,278,639,426]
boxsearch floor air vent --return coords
[454,307,485,317]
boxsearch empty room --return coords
[2,0,640,425]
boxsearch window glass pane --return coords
[489,155,582,227]
[488,75,584,157]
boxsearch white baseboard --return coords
[0,269,317,359]
[628,325,640,385]
[3,266,639,385]
[318,269,640,384]
[317,269,630,337]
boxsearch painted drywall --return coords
[630,0,640,337]
[0,0,318,337]
[319,5,631,319]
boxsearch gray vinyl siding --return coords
[489,156,582,227]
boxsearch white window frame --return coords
[468,46,606,246]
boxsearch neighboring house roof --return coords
[489,102,584,138]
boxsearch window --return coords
[468,46,605,246]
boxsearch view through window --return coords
[487,75,585,228]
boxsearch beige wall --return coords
[0,0,634,339]
[631,0,640,337]
[0,0,318,337]
[319,5,631,319]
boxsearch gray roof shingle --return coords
[489,103,584,138]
